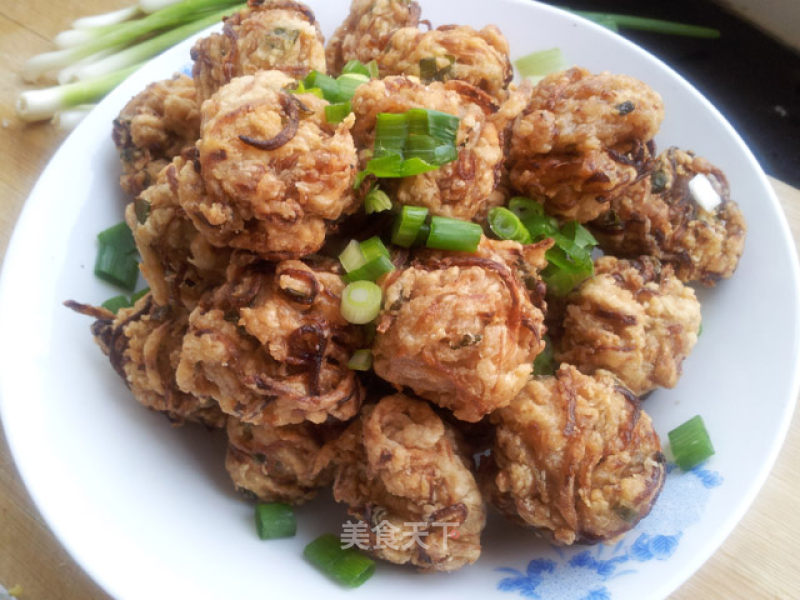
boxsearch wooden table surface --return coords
[1,1,799,598]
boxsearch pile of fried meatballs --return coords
[74,0,746,573]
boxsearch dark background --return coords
[542,0,800,186]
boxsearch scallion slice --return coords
[426,216,482,253]
[325,101,351,124]
[101,294,131,314]
[341,59,371,78]
[347,349,373,371]
[668,415,715,470]
[343,255,395,283]
[95,222,139,291]
[254,502,296,539]
[338,239,366,273]
[336,73,369,99]
[364,187,392,214]
[304,534,376,588]
[340,281,382,324]
[359,236,390,262]
[97,221,137,254]
[488,207,532,244]
[514,48,566,82]
[508,196,545,220]
[533,335,556,376]
[391,205,428,247]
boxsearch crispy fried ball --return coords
[176,253,364,426]
[67,295,225,428]
[112,74,200,196]
[177,71,359,260]
[373,238,549,422]
[508,67,665,222]
[555,256,701,396]
[317,394,486,571]
[225,417,337,504]
[126,155,230,310]
[482,365,666,545]
[377,25,512,100]
[326,0,421,75]
[350,76,504,221]
[191,0,325,103]
[590,147,747,286]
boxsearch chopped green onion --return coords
[488,207,532,244]
[325,101,351,124]
[95,244,139,291]
[559,221,598,248]
[341,59,371,78]
[406,108,460,147]
[571,10,721,38]
[347,349,373,371]
[359,154,441,181]
[508,196,545,220]
[359,236,390,262]
[131,287,150,304]
[542,245,593,297]
[304,533,376,588]
[412,221,430,247]
[419,54,455,82]
[98,222,137,253]
[391,205,428,248]
[101,294,132,314]
[254,502,296,539]
[533,335,556,376]
[426,216,482,253]
[340,281,382,324]
[336,73,369,99]
[374,112,409,156]
[364,187,392,214]
[343,255,395,283]
[514,48,566,82]
[668,415,715,470]
[303,71,340,101]
[339,239,366,273]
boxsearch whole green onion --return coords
[668,415,715,471]
[303,534,376,588]
[533,335,556,376]
[254,503,296,539]
[131,287,150,304]
[391,205,428,247]
[426,216,482,253]
[488,207,532,244]
[340,281,382,324]
[347,349,373,371]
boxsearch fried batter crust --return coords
[555,256,701,395]
[373,238,549,422]
[317,394,486,571]
[112,74,200,196]
[176,254,364,426]
[590,147,747,286]
[178,71,358,259]
[191,0,326,102]
[325,0,421,75]
[483,365,665,545]
[377,25,512,100]
[508,67,664,222]
[350,76,504,220]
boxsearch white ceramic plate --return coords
[2,1,799,599]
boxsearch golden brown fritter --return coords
[67,295,225,428]
[126,155,230,310]
[372,237,550,422]
[317,394,486,571]
[191,0,325,103]
[326,0,421,75]
[508,67,665,222]
[350,76,504,221]
[112,74,200,196]
[590,147,747,286]
[555,256,701,396]
[482,365,666,545]
[225,417,337,504]
[176,253,364,426]
[377,25,512,100]
[177,71,359,260]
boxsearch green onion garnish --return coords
[391,205,429,247]
[339,239,367,274]
[359,236,390,262]
[304,533,376,588]
[299,69,370,104]
[131,287,150,304]
[347,349,373,371]
[340,280,382,324]
[426,216,483,253]
[97,221,137,253]
[533,335,556,376]
[101,294,131,314]
[254,502,296,540]
[343,255,395,283]
[514,48,566,83]
[341,59,379,79]
[364,187,392,214]
[488,207,532,244]
[336,73,369,99]
[325,101,351,124]
[94,222,139,291]
[668,415,715,471]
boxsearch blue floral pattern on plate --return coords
[496,464,722,599]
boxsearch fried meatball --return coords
[590,147,747,285]
[508,67,665,222]
[350,76,504,221]
[377,25,512,100]
[112,74,200,196]
[126,155,230,310]
[225,417,338,504]
[555,256,701,396]
[176,253,364,426]
[372,237,549,422]
[482,365,666,545]
[318,394,485,571]
[191,0,325,102]
[325,0,421,75]
[177,71,359,259]
[67,295,225,428]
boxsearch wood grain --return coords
[0,2,798,598]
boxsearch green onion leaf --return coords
[304,533,376,588]
[508,196,545,220]
[488,207,532,244]
[571,10,721,39]
[343,255,395,283]
[341,59,371,78]
[359,236,390,262]
[340,280,382,324]
[254,502,296,539]
[533,335,556,376]
[347,349,373,371]
[338,239,366,273]
[391,205,429,247]
[97,222,136,254]
[336,73,369,99]
[361,154,441,179]
[325,101,351,124]
[364,187,392,214]
[668,415,715,470]
[514,48,566,82]
[426,216,482,253]
[101,294,131,314]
